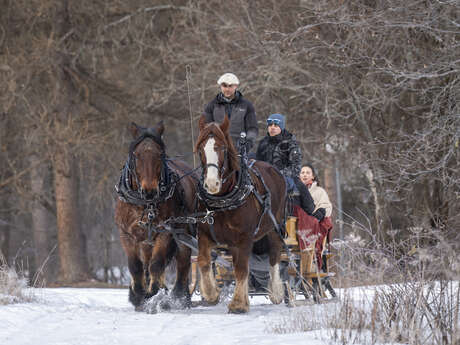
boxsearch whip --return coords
[185,65,196,168]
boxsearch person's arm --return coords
[255,138,265,161]
[203,100,215,122]
[281,135,302,177]
[316,187,333,217]
[295,178,316,215]
[244,102,258,150]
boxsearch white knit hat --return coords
[217,73,240,86]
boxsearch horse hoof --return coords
[158,300,171,311]
[178,296,192,309]
[228,301,249,314]
[129,287,146,308]
[134,304,146,312]
[200,295,219,306]
[206,298,220,306]
[227,306,249,314]
[269,294,283,305]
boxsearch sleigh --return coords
[188,214,337,305]
[280,215,337,304]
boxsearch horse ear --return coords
[198,115,207,131]
[129,122,141,138]
[156,121,165,137]
[220,115,230,133]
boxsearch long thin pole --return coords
[186,65,196,168]
[335,157,343,274]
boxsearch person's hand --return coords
[246,140,253,152]
[313,208,326,222]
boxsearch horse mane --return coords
[195,122,240,173]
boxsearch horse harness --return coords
[115,129,187,244]
[115,132,292,268]
[165,138,286,250]
[192,138,295,268]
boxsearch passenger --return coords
[255,113,325,220]
[299,164,332,221]
[203,73,258,152]
[299,163,334,270]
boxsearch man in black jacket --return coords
[203,73,258,151]
[256,113,325,221]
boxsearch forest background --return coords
[0,0,458,285]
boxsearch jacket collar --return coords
[216,90,242,104]
[309,181,318,191]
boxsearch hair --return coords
[301,163,320,186]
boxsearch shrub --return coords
[0,255,35,305]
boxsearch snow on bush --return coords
[0,257,35,305]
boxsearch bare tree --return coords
[0,0,458,283]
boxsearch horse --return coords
[115,122,196,311]
[194,115,287,313]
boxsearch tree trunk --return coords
[323,159,335,208]
[53,147,89,283]
[365,167,385,241]
[29,154,55,285]
[48,0,90,284]
[0,221,10,264]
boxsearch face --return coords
[201,137,222,194]
[220,83,238,99]
[135,139,162,196]
[268,123,282,136]
[300,166,314,185]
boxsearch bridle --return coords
[196,131,253,209]
[115,128,175,207]
[198,134,232,187]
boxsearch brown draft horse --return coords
[115,122,196,311]
[194,115,287,313]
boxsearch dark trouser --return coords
[285,176,315,215]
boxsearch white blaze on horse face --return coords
[203,137,221,194]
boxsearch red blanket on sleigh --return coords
[293,205,333,269]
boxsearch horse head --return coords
[195,115,239,195]
[129,121,166,199]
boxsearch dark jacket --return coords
[204,91,258,150]
[255,129,302,178]
[256,129,317,216]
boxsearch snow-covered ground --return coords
[0,287,357,345]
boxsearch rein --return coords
[195,134,295,268]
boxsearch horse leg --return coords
[127,255,146,309]
[228,244,251,313]
[267,233,284,304]
[145,234,172,298]
[171,243,192,307]
[197,232,220,304]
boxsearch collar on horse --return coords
[115,129,176,207]
[197,153,254,212]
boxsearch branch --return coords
[0,157,47,190]
[104,5,204,30]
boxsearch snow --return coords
[0,287,350,345]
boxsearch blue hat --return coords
[267,113,285,130]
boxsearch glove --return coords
[236,138,252,154]
[246,140,253,152]
[312,208,326,222]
